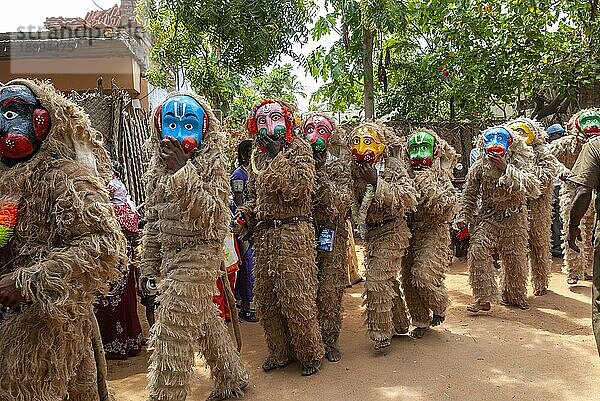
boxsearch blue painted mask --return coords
[483,126,512,157]
[158,95,208,153]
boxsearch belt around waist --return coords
[255,216,311,232]
[479,205,524,222]
[366,218,397,229]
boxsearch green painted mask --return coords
[577,110,600,138]
[408,131,436,170]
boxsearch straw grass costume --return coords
[550,109,599,283]
[142,92,248,401]
[457,127,540,312]
[507,118,563,295]
[347,122,418,350]
[238,99,324,376]
[0,79,126,401]
[401,129,458,337]
[304,113,352,362]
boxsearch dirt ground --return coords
[108,256,600,401]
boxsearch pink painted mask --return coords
[303,115,334,153]
[255,102,287,141]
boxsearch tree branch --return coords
[532,92,568,119]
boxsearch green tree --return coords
[252,64,306,105]
[226,64,306,128]
[137,0,315,109]
[310,0,600,122]
[307,0,407,119]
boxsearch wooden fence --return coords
[68,88,151,207]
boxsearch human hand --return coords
[257,135,282,159]
[314,151,327,167]
[567,225,582,253]
[161,136,192,173]
[455,220,468,232]
[0,274,26,308]
[487,154,507,172]
[559,169,570,181]
[357,162,378,186]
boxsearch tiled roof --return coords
[85,4,122,28]
[44,17,89,30]
[44,4,122,30]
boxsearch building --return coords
[0,1,151,108]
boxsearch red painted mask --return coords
[0,84,50,166]
[303,115,334,153]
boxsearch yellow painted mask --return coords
[349,126,386,163]
[509,121,534,145]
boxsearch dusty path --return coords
[108,257,600,401]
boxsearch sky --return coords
[1,0,336,111]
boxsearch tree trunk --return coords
[532,92,569,120]
[449,95,455,121]
[579,81,600,109]
[362,27,375,121]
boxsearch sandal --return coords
[374,338,391,350]
[238,309,258,323]
[409,327,429,339]
[467,301,491,313]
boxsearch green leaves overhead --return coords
[226,64,306,128]
[309,0,600,121]
[138,0,315,108]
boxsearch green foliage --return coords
[138,0,314,108]
[226,64,306,129]
[309,0,600,121]
[252,64,306,104]
[306,0,407,113]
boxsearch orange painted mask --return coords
[349,126,386,164]
[508,121,534,145]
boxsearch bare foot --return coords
[409,326,429,339]
[262,358,289,372]
[467,301,491,313]
[393,327,409,336]
[501,298,529,310]
[301,359,321,376]
[374,338,391,350]
[206,381,247,401]
[431,314,445,326]
[567,277,578,285]
[325,346,341,362]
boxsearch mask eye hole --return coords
[352,137,360,145]
[364,139,372,145]
[169,123,177,130]
[3,111,17,120]
[184,123,193,130]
